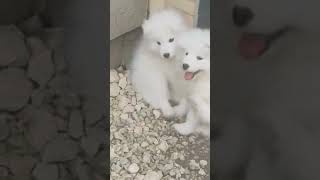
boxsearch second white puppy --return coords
[173,29,210,136]
[129,9,189,117]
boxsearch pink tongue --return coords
[239,33,267,59]
[184,72,194,80]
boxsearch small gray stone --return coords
[28,48,54,87]
[153,110,161,119]
[54,116,67,132]
[198,169,206,175]
[142,152,151,163]
[22,107,58,151]
[0,26,29,67]
[110,83,120,97]
[128,163,139,174]
[69,110,84,139]
[199,160,208,167]
[39,28,64,51]
[144,171,163,180]
[158,140,169,152]
[110,69,119,83]
[33,163,59,180]
[189,160,200,170]
[26,36,48,56]
[52,47,67,72]
[0,166,9,176]
[53,93,81,108]
[55,105,69,119]
[18,15,43,35]
[0,119,9,141]
[118,76,127,89]
[31,90,45,107]
[42,135,79,162]
[80,127,105,156]
[82,98,105,126]
[74,159,93,180]
[48,74,70,95]
[10,156,37,176]
[0,68,33,111]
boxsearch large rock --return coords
[18,15,43,35]
[39,28,64,51]
[82,98,105,126]
[80,127,105,156]
[69,110,84,139]
[21,107,58,151]
[9,155,37,177]
[27,45,54,87]
[0,68,33,111]
[33,163,59,180]
[0,26,29,67]
[42,135,79,162]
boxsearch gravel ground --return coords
[110,66,210,180]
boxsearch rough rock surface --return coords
[0,21,107,179]
[0,68,33,111]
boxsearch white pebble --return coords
[158,140,169,152]
[189,160,200,170]
[110,83,120,97]
[128,163,139,174]
[200,160,208,167]
[141,141,149,148]
[144,171,163,180]
[198,169,206,175]
[118,76,127,89]
[110,69,119,83]
[153,110,161,119]
[120,113,129,120]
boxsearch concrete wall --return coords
[197,0,210,28]
[110,0,147,40]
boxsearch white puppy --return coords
[173,29,210,136]
[129,9,189,117]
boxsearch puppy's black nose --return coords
[182,64,189,70]
[232,6,253,27]
[163,53,170,58]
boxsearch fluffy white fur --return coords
[172,29,210,136]
[129,9,189,117]
[214,0,320,179]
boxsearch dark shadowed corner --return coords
[0,0,109,179]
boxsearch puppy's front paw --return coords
[173,105,185,118]
[173,123,195,135]
[161,106,175,118]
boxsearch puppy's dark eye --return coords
[169,38,174,42]
[185,52,189,56]
[157,41,161,45]
[197,56,203,60]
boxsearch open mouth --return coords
[184,70,201,80]
[238,27,289,60]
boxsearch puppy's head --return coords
[177,29,210,81]
[142,9,188,60]
[231,0,318,59]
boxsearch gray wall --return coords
[197,0,210,28]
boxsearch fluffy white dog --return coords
[129,9,189,117]
[172,29,210,136]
